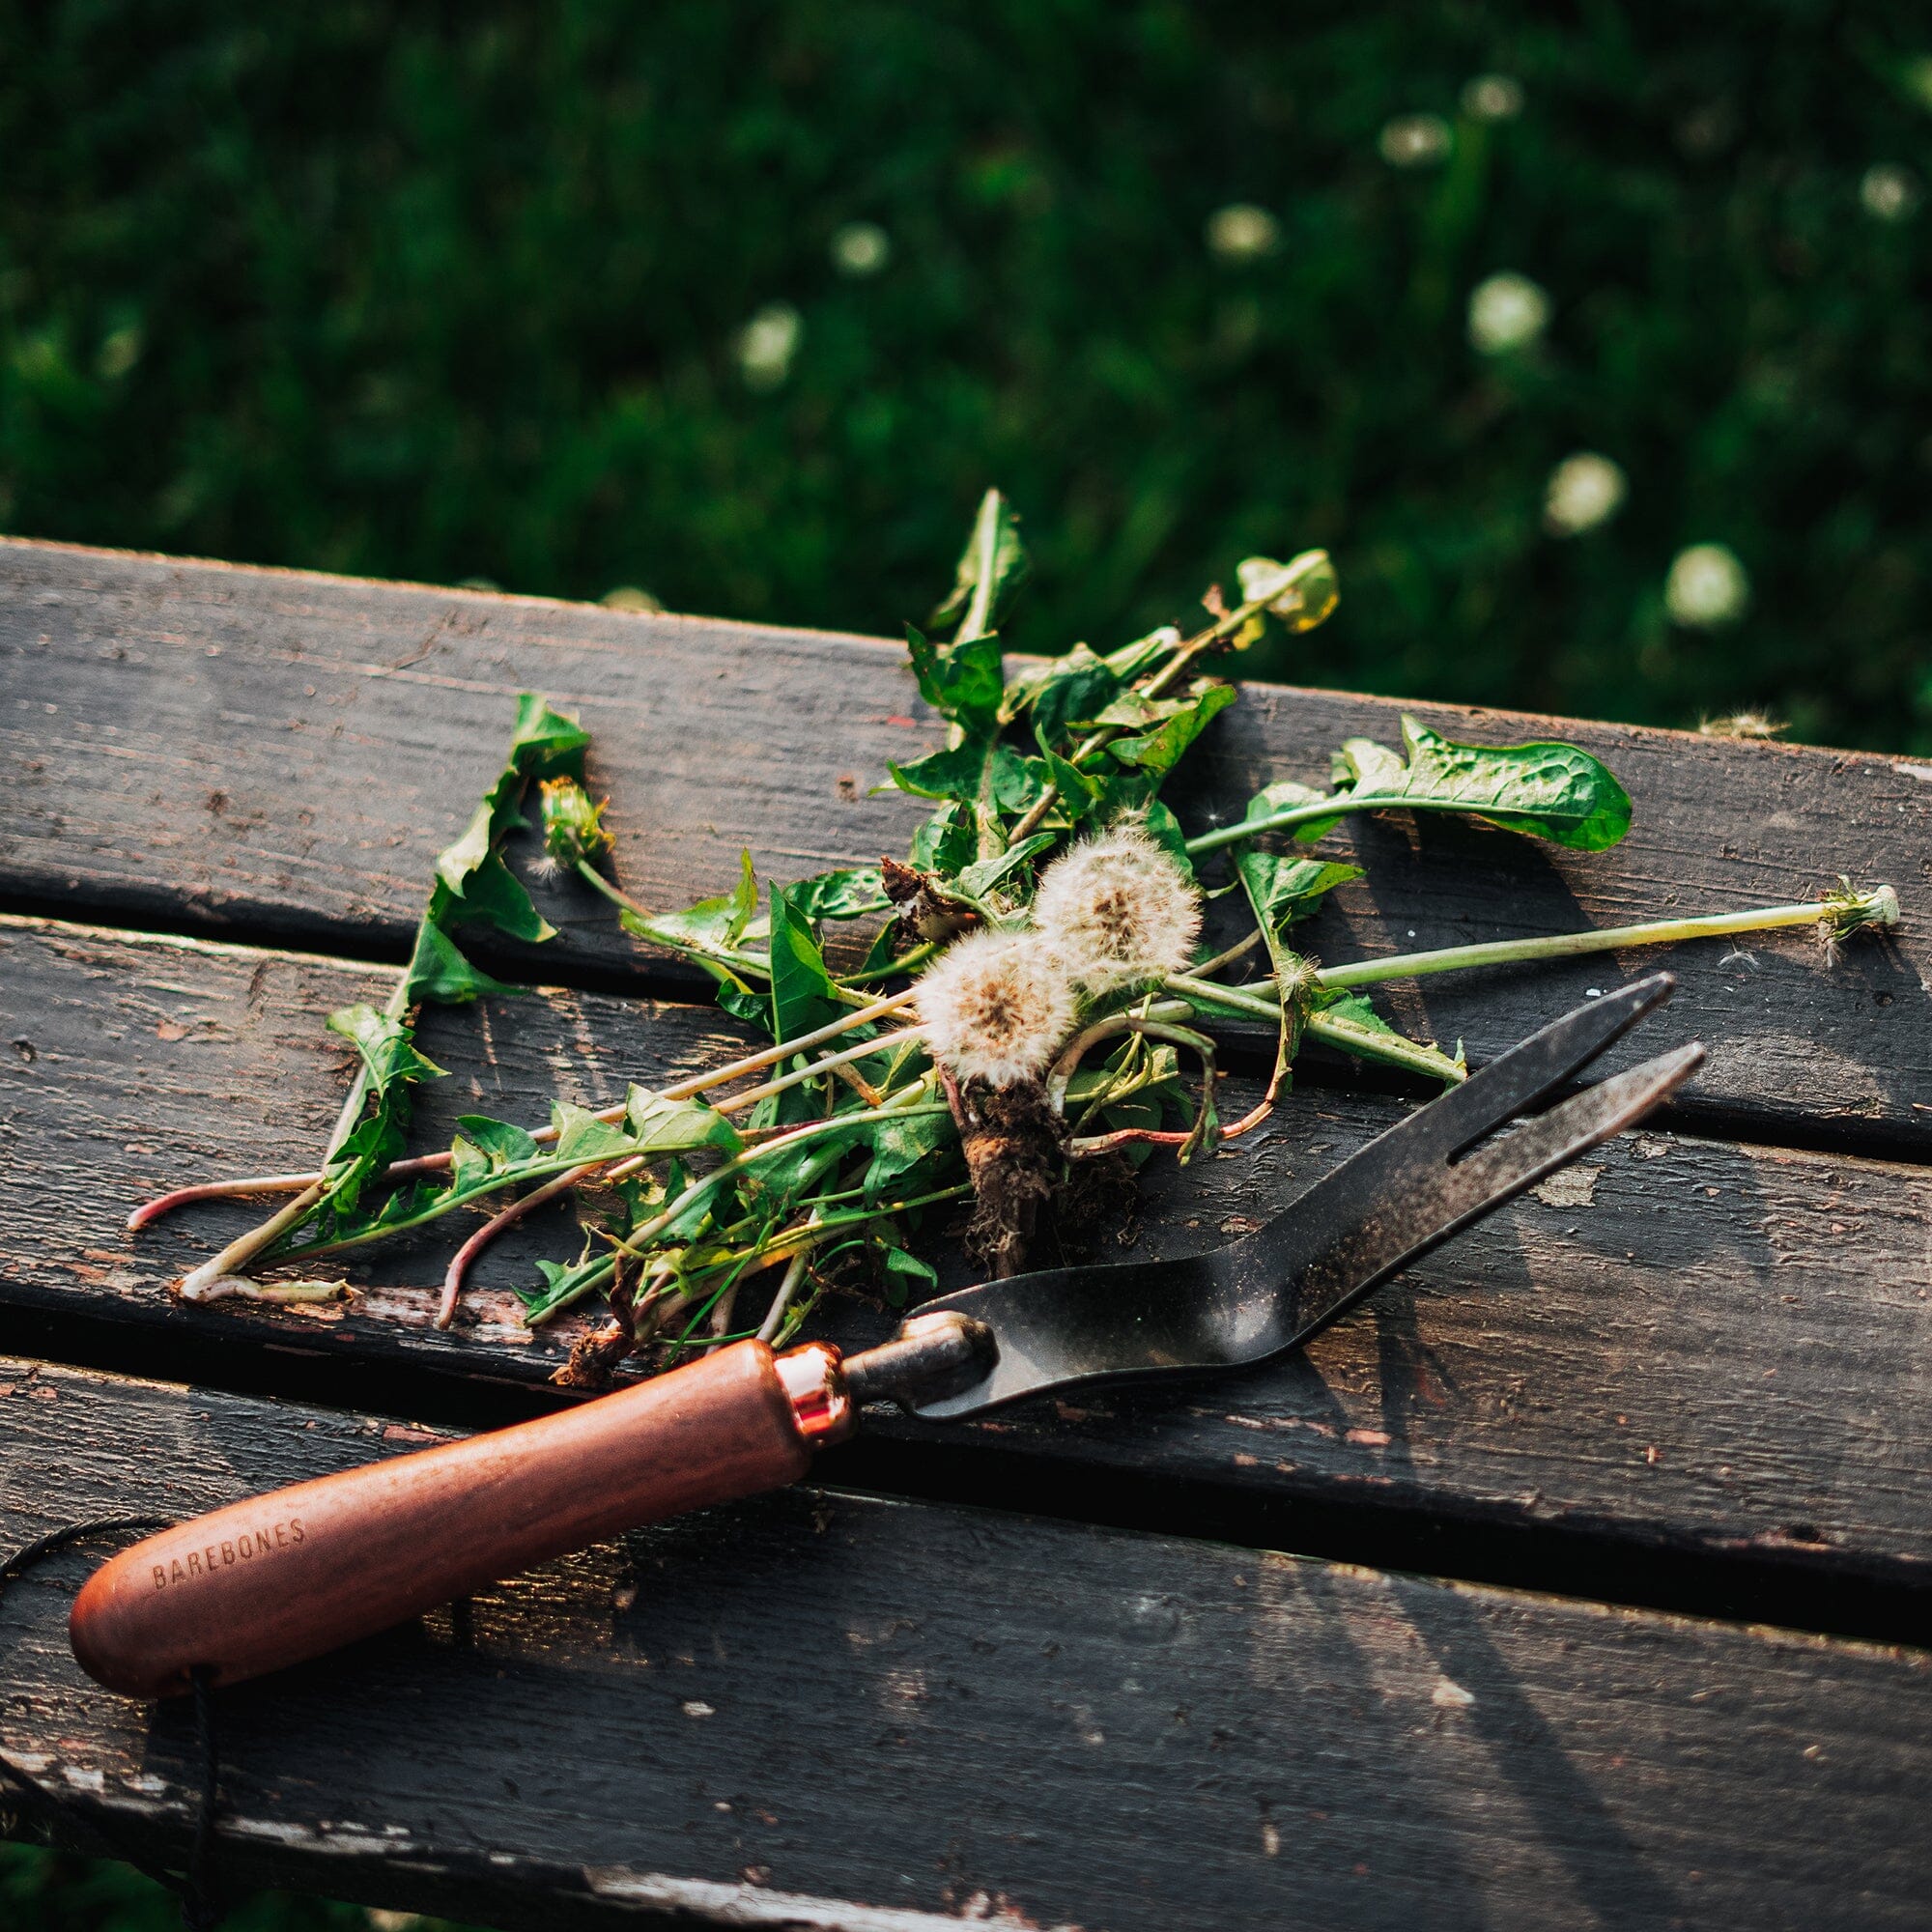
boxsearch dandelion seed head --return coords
[738,303,802,390]
[831,221,892,276]
[1861,165,1919,223]
[1543,453,1627,536]
[1665,544,1750,627]
[1462,74,1524,122]
[916,930,1078,1088]
[1379,113,1453,169]
[1206,203,1280,264]
[1031,818,1203,993]
[1467,272,1549,355]
[1698,711,1785,740]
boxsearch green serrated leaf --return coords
[1037,732,1103,824]
[1235,851,1361,1096]
[432,694,588,924]
[1102,626,1181,682]
[1235,851,1363,934]
[1236,777,1342,845]
[714,976,772,1030]
[505,693,593,773]
[784,866,891,922]
[1332,718,1634,850]
[767,884,842,1043]
[627,850,759,955]
[400,919,525,1006]
[550,1100,636,1165]
[1108,682,1236,779]
[1002,641,1123,736]
[880,1244,940,1293]
[888,735,1043,819]
[625,1087,746,1157]
[327,1005,446,1096]
[456,1114,542,1165]
[863,1108,958,1203]
[909,802,977,872]
[905,622,1007,729]
[435,851,554,944]
[955,831,1059,900]
[318,1107,408,1216]
[930,488,1030,638]
[1139,798,1196,881]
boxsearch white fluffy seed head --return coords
[1030,819,1203,993]
[916,929,1079,1088]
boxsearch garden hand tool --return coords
[70,973,1699,1698]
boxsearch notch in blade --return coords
[895,974,1700,1420]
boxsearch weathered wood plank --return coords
[2,1360,1925,1932]
[6,917,1927,1599]
[2,539,1927,1149]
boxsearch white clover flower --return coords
[1462,74,1524,122]
[738,303,802,390]
[1861,165,1920,223]
[1031,819,1202,994]
[916,930,1078,1089]
[1467,271,1550,355]
[831,222,892,276]
[1543,453,1628,537]
[1379,114,1453,169]
[1206,203,1280,264]
[1665,544,1751,628]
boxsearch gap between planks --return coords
[2,537,1929,1155]
[2,916,1927,1650]
[0,1358,1925,1932]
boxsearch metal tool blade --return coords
[900,974,1701,1420]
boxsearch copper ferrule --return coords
[773,1341,856,1445]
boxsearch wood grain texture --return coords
[2,539,1928,1149]
[3,1360,1926,1932]
[6,917,1927,1594]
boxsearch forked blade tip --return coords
[1612,1037,1706,1120]
[1618,969,1676,1013]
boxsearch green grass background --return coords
[0,1844,483,1932]
[4,2,1930,751]
[1,3,1928,1924]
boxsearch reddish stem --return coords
[126,1175,320,1230]
[437,1163,599,1328]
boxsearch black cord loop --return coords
[0,1517,223,1930]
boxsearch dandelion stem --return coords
[1161,973,1282,1021]
[1162,973,1463,1084]
[1047,1001,1195,1114]
[128,1174,325,1230]
[843,941,939,984]
[437,1166,582,1329]
[1311,899,1870,989]
[1189,928,1265,980]
[174,949,415,1293]
[757,1233,817,1345]
[136,986,925,1229]
[176,1181,327,1300]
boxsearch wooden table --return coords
[0,537,1926,1930]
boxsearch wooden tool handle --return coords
[71,1340,831,1699]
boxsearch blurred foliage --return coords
[0,1,1929,751]
[0,1841,485,1932]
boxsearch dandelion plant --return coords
[136,491,1903,1382]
